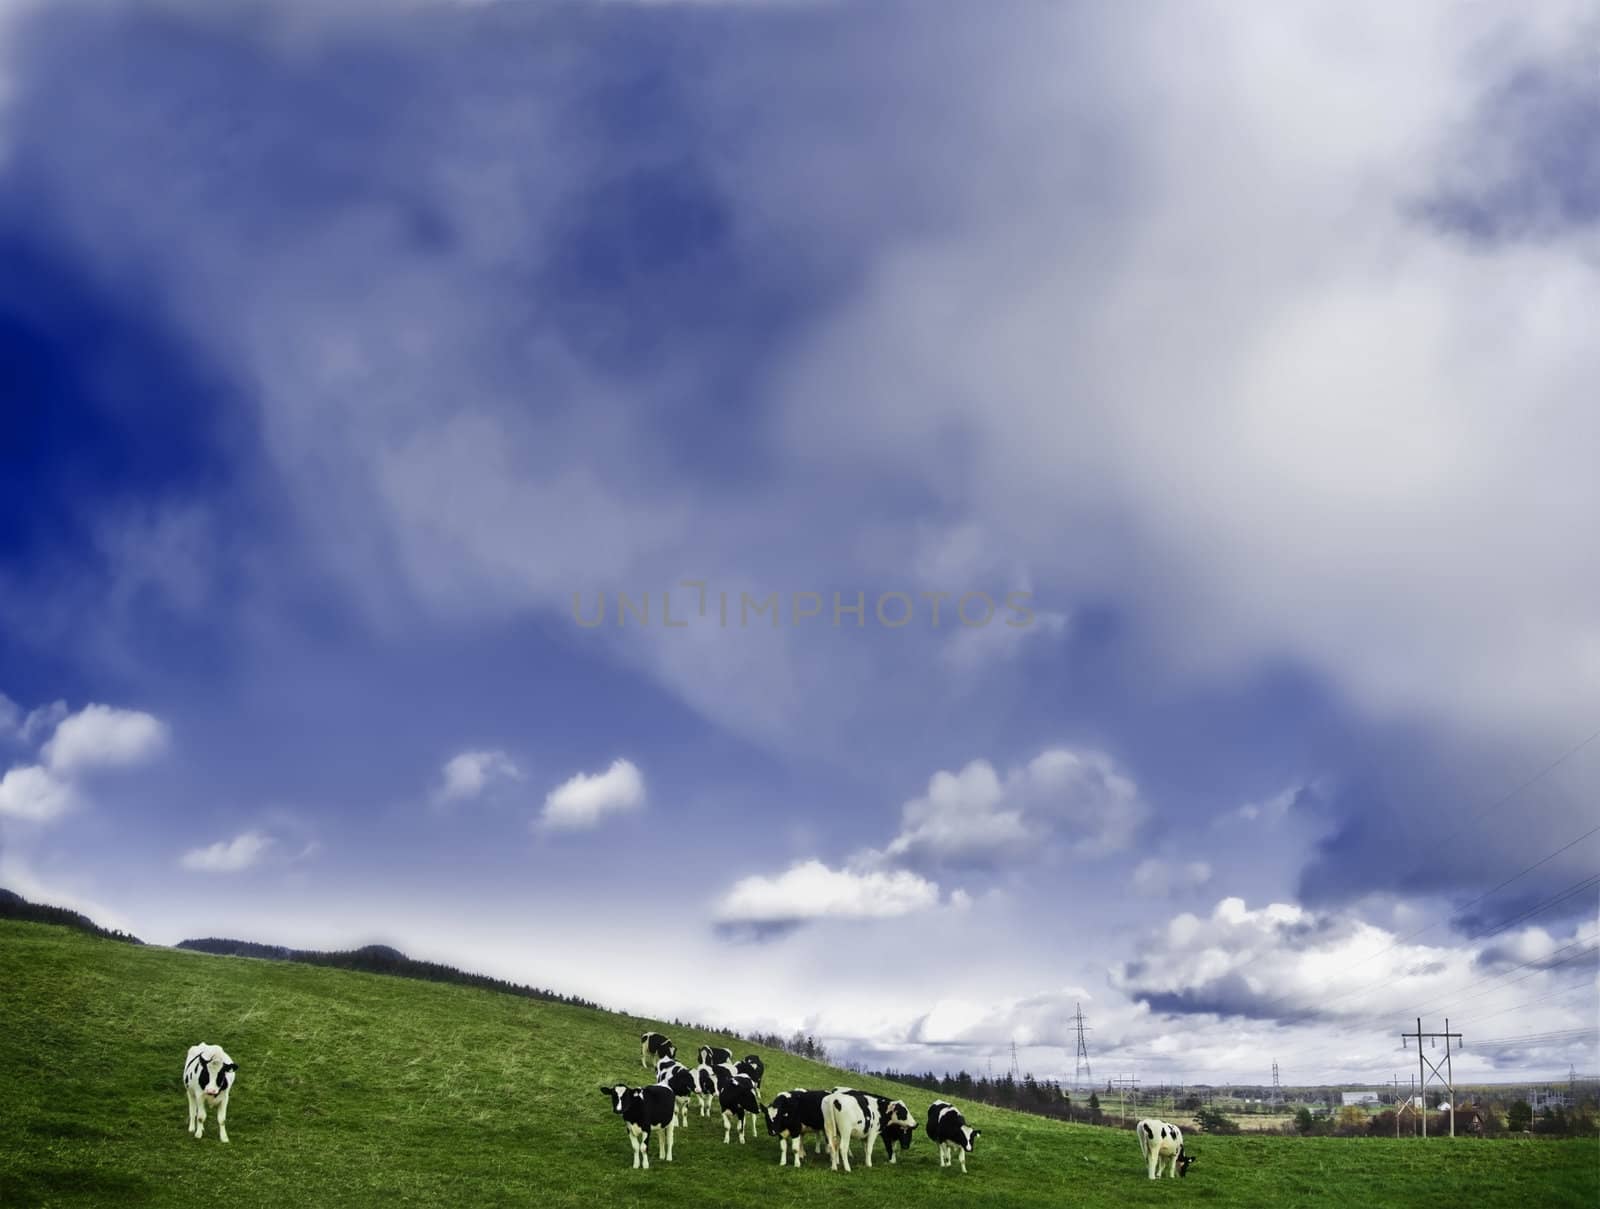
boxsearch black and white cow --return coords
[764,1089,829,1167]
[691,1063,720,1117]
[927,1100,981,1173]
[655,1060,698,1126]
[735,1054,765,1088]
[879,1108,917,1163]
[601,1083,678,1168]
[640,1031,676,1070]
[821,1088,916,1171]
[182,1043,238,1143]
[698,1044,733,1068]
[717,1071,762,1144]
[1136,1118,1195,1179]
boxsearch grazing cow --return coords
[822,1088,916,1171]
[698,1044,733,1068]
[692,1063,720,1117]
[927,1100,981,1173]
[1136,1118,1195,1179]
[601,1083,678,1168]
[640,1032,675,1070]
[735,1054,765,1087]
[880,1111,918,1163]
[182,1043,238,1143]
[764,1089,829,1167]
[718,1071,762,1144]
[655,1060,698,1126]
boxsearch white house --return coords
[1340,1091,1380,1107]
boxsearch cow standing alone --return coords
[1136,1118,1195,1179]
[182,1043,238,1143]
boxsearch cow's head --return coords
[958,1125,981,1152]
[1176,1148,1196,1177]
[194,1050,237,1099]
[601,1084,634,1114]
[765,1093,795,1135]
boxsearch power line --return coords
[1204,728,1598,994]
[1406,937,1600,1019]
[1457,980,1598,1028]
[1425,724,1600,859]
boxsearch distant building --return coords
[1341,1091,1380,1107]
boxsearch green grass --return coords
[1,920,1595,1208]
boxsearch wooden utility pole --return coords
[1401,1017,1463,1138]
[1111,1076,1140,1126]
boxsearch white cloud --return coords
[0,764,76,822]
[180,830,275,873]
[713,859,941,929]
[41,704,169,774]
[0,699,169,824]
[873,747,1148,871]
[537,757,645,831]
[1131,858,1213,898]
[432,748,522,806]
[1111,895,1600,1031]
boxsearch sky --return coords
[1,0,1597,1089]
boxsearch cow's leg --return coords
[959,1147,968,1173]
[195,1095,207,1139]
[186,1087,196,1136]
[722,1109,733,1144]
[1148,1146,1160,1180]
[216,1090,230,1143]
[865,1126,877,1167]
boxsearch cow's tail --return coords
[1137,1124,1151,1159]
[824,1095,845,1154]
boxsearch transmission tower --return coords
[1071,1002,1093,1092]
[1401,1016,1463,1138]
[1272,1061,1282,1108]
[1009,1038,1021,1081]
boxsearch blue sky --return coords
[2,0,1597,1086]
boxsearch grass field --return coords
[2,920,1595,1208]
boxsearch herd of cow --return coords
[599,1030,979,1174]
[178,1030,1193,1183]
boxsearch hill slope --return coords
[0,920,1594,1209]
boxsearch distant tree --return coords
[1194,1105,1241,1134]
[1181,1094,1203,1111]
[1507,1100,1532,1132]
[1089,1092,1103,1125]
[1294,1107,1315,1135]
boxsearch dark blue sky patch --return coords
[0,233,245,565]
[1418,60,1600,243]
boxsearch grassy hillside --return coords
[1,920,1594,1208]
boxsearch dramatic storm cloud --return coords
[0,0,1594,1082]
